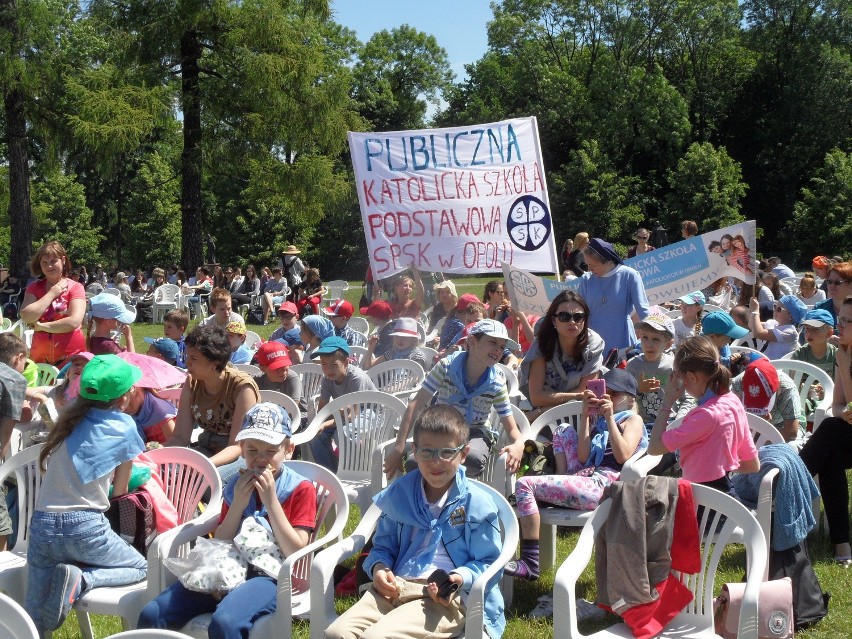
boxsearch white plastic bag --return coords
[163,537,247,593]
[233,516,285,579]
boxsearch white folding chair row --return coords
[292,390,407,512]
[175,461,349,639]
[310,480,518,639]
[553,484,768,639]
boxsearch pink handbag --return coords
[714,577,793,639]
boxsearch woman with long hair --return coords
[388,266,425,319]
[566,232,590,278]
[519,291,603,418]
[483,280,509,322]
[814,262,852,325]
[20,241,87,366]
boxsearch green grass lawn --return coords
[58,276,851,637]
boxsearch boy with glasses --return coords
[326,405,505,639]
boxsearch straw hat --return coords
[282,245,301,255]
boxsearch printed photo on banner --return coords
[348,117,559,278]
[502,221,758,315]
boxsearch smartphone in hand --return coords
[428,568,459,600]
[586,379,606,417]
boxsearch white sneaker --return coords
[529,594,553,618]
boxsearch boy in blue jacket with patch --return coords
[326,404,506,639]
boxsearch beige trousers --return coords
[326,578,466,639]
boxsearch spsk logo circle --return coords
[508,195,551,251]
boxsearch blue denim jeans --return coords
[25,510,147,633]
[138,575,277,639]
[309,427,338,472]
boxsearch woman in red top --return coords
[388,264,425,319]
[20,240,86,365]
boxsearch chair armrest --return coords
[755,467,780,580]
[151,515,220,591]
[466,523,518,639]
[310,505,382,639]
[620,451,662,481]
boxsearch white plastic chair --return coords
[34,363,59,386]
[294,391,407,511]
[348,330,368,348]
[365,359,425,403]
[553,483,768,639]
[348,345,369,368]
[495,362,521,405]
[106,631,189,638]
[778,280,794,296]
[258,389,301,426]
[291,363,323,420]
[151,284,181,324]
[0,592,38,639]
[419,346,439,370]
[323,281,349,308]
[781,276,801,289]
[234,363,261,377]
[348,316,369,334]
[176,461,349,639]
[734,332,767,353]
[310,480,519,639]
[703,303,724,313]
[74,448,223,639]
[0,445,47,604]
[769,359,833,430]
[481,405,531,499]
[243,330,262,350]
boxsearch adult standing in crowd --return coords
[566,232,589,278]
[388,265,425,319]
[627,228,654,258]
[560,238,574,272]
[681,220,698,238]
[280,245,305,300]
[20,241,86,366]
[576,238,649,352]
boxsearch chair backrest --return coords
[279,460,349,590]
[142,447,223,526]
[781,276,800,289]
[348,330,368,348]
[0,445,47,554]
[153,284,180,305]
[348,316,370,334]
[35,363,60,386]
[418,346,439,370]
[481,405,530,495]
[416,321,427,346]
[348,345,369,368]
[244,330,262,350]
[769,359,834,414]
[233,363,261,377]
[745,413,785,447]
[366,359,425,399]
[495,362,520,397]
[574,483,767,634]
[324,280,349,305]
[309,391,407,484]
[778,280,794,296]
[292,363,323,416]
[0,592,38,639]
[259,389,302,426]
[703,303,724,314]
[528,401,584,440]
[734,332,767,352]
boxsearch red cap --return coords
[277,301,298,316]
[255,341,292,371]
[360,300,393,320]
[742,357,780,416]
[323,299,354,320]
[456,293,480,311]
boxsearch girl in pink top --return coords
[649,336,759,493]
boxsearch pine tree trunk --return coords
[1,0,33,281]
[180,29,204,272]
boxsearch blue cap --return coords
[275,327,303,347]
[777,295,807,325]
[678,291,706,306]
[802,308,834,328]
[701,311,749,339]
[235,402,292,444]
[301,315,335,341]
[143,337,180,365]
[587,238,622,265]
[602,368,637,396]
[89,293,137,325]
[310,336,350,358]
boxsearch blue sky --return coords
[331,0,494,82]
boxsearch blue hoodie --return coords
[364,466,506,638]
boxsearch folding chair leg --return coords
[540,523,557,572]
[75,610,96,639]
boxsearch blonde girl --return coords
[797,272,826,306]
[673,291,706,348]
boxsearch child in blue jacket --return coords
[326,404,506,639]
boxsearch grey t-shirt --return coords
[320,365,376,402]
[257,370,304,413]
[626,353,675,424]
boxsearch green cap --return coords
[79,354,142,402]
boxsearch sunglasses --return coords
[825,279,849,286]
[412,444,465,462]
[554,311,586,323]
